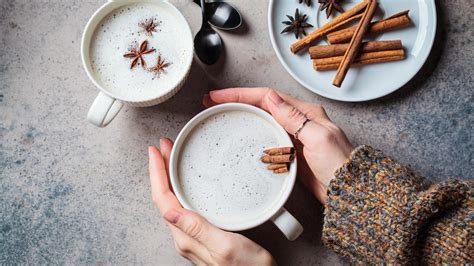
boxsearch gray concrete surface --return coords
[1,0,472,264]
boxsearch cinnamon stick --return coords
[333,0,378,87]
[309,40,402,59]
[315,49,404,64]
[327,10,411,44]
[290,0,368,54]
[313,49,405,70]
[261,154,294,163]
[273,167,289,174]
[264,147,295,155]
[267,164,288,171]
[314,56,405,70]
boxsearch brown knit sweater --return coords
[322,145,473,264]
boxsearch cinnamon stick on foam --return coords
[261,154,294,164]
[313,49,405,71]
[267,163,288,170]
[327,10,411,44]
[273,167,289,174]
[333,0,378,87]
[309,40,402,59]
[290,0,369,54]
[264,147,295,155]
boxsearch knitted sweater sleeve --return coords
[322,145,473,264]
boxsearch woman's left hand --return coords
[149,138,275,265]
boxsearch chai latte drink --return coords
[177,111,291,225]
[89,3,191,101]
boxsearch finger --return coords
[209,87,271,109]
[263,90,327,145]
[148,146,181,213]
[280,96,330,123]
[149,146,170,195]
[164,208,235,250]
[159,138,173,174]
[209,88,330,122]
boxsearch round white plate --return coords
[268,0,437,102]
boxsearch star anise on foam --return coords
[319,0,344,18]
[139,18,159,36]
[123,40,155,69]
[281,8,313,39]
[148,55,170,77]
[299,0,312,6]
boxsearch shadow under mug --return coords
[81,0,194,127]
[169,103,304,241]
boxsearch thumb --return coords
[264,90,315,144]
[164,208,228,247]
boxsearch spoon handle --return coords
[200,0,207,26]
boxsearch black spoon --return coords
[193,0,242,30]
[194,0,223,65]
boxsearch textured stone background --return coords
[0,0,472,264]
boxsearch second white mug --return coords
[169,103,304,241]
[81,0,194,127]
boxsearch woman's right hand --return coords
[149,139,275,265]
[203,88,354,204]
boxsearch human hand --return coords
[203,88,354,204]
[149,138,275,265]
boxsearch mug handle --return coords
[87,92,124,127]
[270,207,303,241]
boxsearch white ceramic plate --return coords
[268,0,437,102]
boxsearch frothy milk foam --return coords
[90,3,190,101]
[178,111,290,225]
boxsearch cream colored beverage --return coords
[177,111,291,224]
[89,3,190,101]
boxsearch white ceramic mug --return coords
[169,103,304,241]
[81,0,194,127]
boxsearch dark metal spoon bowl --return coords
[193,0,242,30]
[194,0,223,65]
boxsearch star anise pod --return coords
[139,18,159,36]
[299,0,311,6]
[123,40,155,69]
[281,8,313,39]
[319,0,344,18]
[148,55,170,77]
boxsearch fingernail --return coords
[268,91,284,105]
[148,146,154,155]
[209,90,223,97]
[159,138,165,149]
[164,209,181,224]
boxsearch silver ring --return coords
[294,118,310,140]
